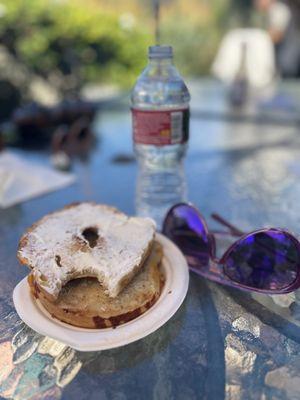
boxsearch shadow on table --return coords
[1,277,228,400]
[226,287,300,344]
[0,301,187,399]
[0,205,23,227]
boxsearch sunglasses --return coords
[162,203,300,294]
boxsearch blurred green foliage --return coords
[0,0,152,92]
[0,0,250,93]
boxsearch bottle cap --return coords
[148,45,173,59]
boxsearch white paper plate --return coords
[13,233,189,352]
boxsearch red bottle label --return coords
[132,108,189,145]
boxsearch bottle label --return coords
[132,108,189,145]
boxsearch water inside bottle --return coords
[131,45,190,228]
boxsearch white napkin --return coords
[0,151,76,208]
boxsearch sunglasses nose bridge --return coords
[211,256,221,264]
[208,233,217,258]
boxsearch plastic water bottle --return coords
[131,45,190,228]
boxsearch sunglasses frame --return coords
[163,203,300,294]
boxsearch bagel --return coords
[18,203,156,300]
[29,241,164,329]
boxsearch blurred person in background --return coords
[254,0,300,78]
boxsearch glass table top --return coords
[1,80,300,400]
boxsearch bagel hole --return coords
[55,255,62,267]
[82,227,99,248]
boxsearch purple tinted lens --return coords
[224,230,300,290]
[162,204,211,267]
